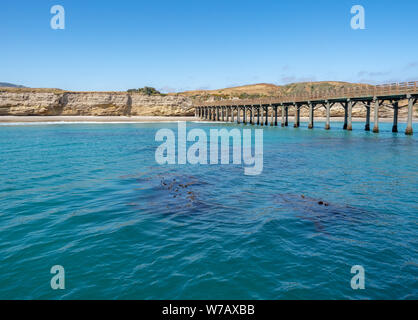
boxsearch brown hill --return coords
[176,81,373,101]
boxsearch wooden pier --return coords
[194,81,418,135]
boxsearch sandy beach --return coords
[0,116,197,123]
[0,115,413,123]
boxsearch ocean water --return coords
[0,121,417,300]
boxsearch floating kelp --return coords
[123,170,217,215]
[160,177,199,203]
[273,193,373,234]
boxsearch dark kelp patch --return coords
[124,171,215,214]
[273,193,374,234]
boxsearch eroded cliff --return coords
[0,89,194,116]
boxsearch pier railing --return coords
[195,81,418,106]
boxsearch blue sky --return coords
[1,0,417,92]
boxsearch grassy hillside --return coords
[176,81,373,101]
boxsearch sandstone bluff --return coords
[0,89,194,116]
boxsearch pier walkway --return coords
[194,81,418,135]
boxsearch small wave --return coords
[0,120,199,126]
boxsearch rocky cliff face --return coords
[0,88,413,118]
[0,89,194,116]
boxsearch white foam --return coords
[0,120,205,126]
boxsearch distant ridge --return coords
[176,81,374,100]
[0,82,27,88]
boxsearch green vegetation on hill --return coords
[127,87,162,96]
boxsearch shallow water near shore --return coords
[0,121,417,299]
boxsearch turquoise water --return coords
[0,121,417,299]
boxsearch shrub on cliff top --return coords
[127,87,161,95]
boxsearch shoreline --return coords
[0,115,415,123]
[0,116,196,123]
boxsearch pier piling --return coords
[373,98,379,133]
[274,106,278,126]
[308,103,314,129]
[294,104,300,128]
[243,107,247,124]
[257,106,260,125]
[406,95,414,135]
[281,106,285,127]
[365,103,371,131]
[347,99,353,131]
[293,105,297,128]
[285,107,289,126]
[392,102,398,133]
[325,101,331,130]
[265,107,268,126]
[343,102,348,130]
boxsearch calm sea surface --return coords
[0,121,417,299]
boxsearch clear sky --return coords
[1,0,417,92]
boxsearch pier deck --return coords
[194,81,418,135]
